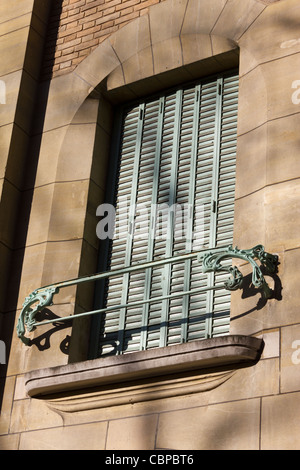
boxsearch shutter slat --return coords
[97,72,238,357]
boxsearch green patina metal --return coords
[16,287,59,346]
[201,244,278,298]
[16,245,278,346]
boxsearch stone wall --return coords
[1,0,300,451]
[42,0,164,79]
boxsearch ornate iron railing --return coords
[16,245,278,345]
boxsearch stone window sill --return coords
[25,335,263,399]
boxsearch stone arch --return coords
[75,0,243,94]
[45,0,271,134]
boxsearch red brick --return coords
[58,25,83,38]
[99,20,114,30]
[55,51,79,64]
[78,47,90,57]
[121,7,134,16]
[62,32,78,42]
[56,37,82,50]
[76,25,100,38]
[71,56,86,66]
[82,20,96,29]
[82,7,97,16]
[114,10,139,24]
[67,8,81,16]
[81,0,104,10]
[101,0,122,8]
[74,37,99,51]
[42,0,166,79]
[80,11,103,22]
[60,12,84,24]
[63,1,86,12]
[116,0,140,10]
[94,25,118,38]
[59,60,72,69]
[69,0,84,5]
[102,6,115,16]
[134,0,160,9]
[67,20,80,29]
[62,46,75,55]
[95,11,120,24]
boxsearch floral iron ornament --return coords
[16,245,278,345]
[200,244,278,299]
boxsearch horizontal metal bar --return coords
[34,247,227,294]
[16,244,278,346]
[32,284,224,328]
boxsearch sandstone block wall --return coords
[1,0,300,450]
[42,0,164,79]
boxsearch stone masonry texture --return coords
[42,0,165,80]
[1,0,299,451]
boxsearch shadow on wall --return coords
[231,263,282,322]
[0,0,63,413]
[25,308,72,354]
[41,0,64,82]
[23,264,282,356]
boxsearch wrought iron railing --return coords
[16,245,278,345]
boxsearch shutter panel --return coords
[125,99,161,352]
[147,91,179,349]
[97,72,239,357]
[98,105,142,356]
[211,75,239,338]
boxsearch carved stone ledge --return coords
[46,370,237,413]
[25,335,263,404]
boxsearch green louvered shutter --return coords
[96,72,239,357]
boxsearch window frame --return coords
[89,68,239,360]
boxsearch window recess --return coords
[92,72,261,358]
[16,72,278,352]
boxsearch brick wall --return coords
[42,0,165,80]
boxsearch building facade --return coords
[0,0,300,450]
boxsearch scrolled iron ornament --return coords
[200,245,278,299]
[16,244,278,346]
[223,265,244,291]
[17,286,59,345]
